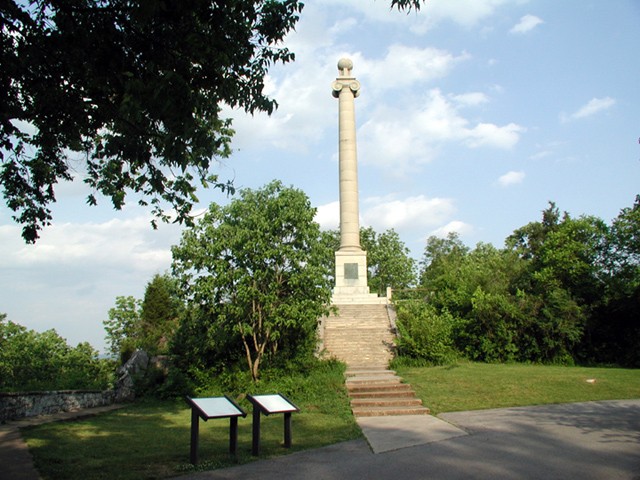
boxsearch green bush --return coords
[394,301,458,365]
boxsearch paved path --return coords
[176,400,640,480]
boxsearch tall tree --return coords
[587,195,640,366]
[171,180,332,381]
[419,232,469,292]
[1,0,425,243]
[507,203,609,305]
[139,274,182,355]
[609,194,640,286]
[361,227,416,295]
[103,295,141,360]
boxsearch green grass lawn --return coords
[395,361,640,415]
[22,361,640,479]
[23,361,361,480]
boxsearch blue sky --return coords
[2,0,639,352]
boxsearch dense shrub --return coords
[394,301,457,365]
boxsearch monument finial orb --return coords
[337,58,353,77]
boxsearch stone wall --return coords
[0,390,116,422]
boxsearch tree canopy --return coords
[1,313,113,391]
[397,198,640,367]
[171,180,332,380]
[1,0,425,243]
[1,0,301,242]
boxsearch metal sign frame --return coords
[247,393,300,456]
[185,396,247,464]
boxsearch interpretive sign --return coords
[247,394,300,456]
[185,396,247,464]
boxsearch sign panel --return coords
[249,394,298,414]
[188,396,245,419]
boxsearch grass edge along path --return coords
[395,361,640,415]
[21,361,640,479]
[22,360,361,480]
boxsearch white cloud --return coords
[2,216,177,271]
[408,0,515,33]
[466,122,524,149]
[223,59,336,153]
[510,14,544,34]
[362,194,456,231]
[0,216,181,352]
[451,92,490,107]
[530,150,552,160]
[315,194,457,235]
[220,30,468,156]
[315,201,340,230]
[362,45,470,93]
[497,170,525,187]
[359,89,524,173]
[561,97,616,122]
[429,220,474,238]
[315,0,513,35]
[358,112,439,173]
[427,0,513,27]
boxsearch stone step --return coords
[351,405,431,417]
[345,369,397,377]
[325,328,391,331]
[351,397,423,408]
[345,374,399,383]
[345,375,401,385]
[323,303,430,417]
[324,342,393,346]
[345,368,395,376]
[329,353,392,359]
[327,335,390,338]
[334,306,389,311]
[325,340,391,343]
[330,350,392,355]
[325,338,393,342]
[347,382,413,393]
[349,388,416,398]
[324,330,393,334]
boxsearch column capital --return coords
[332,58,360,98]
[331,79,360,98]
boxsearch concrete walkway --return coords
[176,399,640,480]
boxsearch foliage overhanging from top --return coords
[0,0,426,243]
[1,0,303,242]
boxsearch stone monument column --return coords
[331,58,380,304]
[332,58,362,252]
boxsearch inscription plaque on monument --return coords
[344,263,359,280]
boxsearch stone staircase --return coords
[322,304,430,417]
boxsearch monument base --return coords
[332,250,387,305]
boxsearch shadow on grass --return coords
[23,398,361,480]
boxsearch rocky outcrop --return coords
[114,350,150,402]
